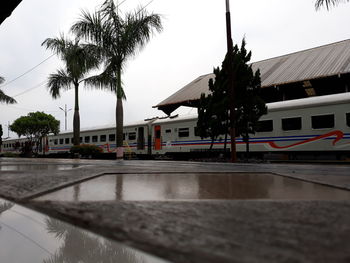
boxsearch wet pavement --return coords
[0,163,82,171]
[36,173,350,202]
[0,197,167,263]
[0,157,350,263]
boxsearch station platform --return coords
[0,157,350,263]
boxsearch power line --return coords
[141,0,155,11]
[0,54,54,89]
[12,80,47,98]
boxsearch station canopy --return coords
[0,0,22,25]
[154,39,350,115]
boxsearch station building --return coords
[154,39,350,115]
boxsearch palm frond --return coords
[72,10,106,46]
[0,76,4,84]
[120,8,162,60]
[47,69,74,99]
[45,218,70,240]
[0,89,17,104]
[42,35,69,58]
[0,201,13,215]
[83,66,126,99]
[84,72,116,92]
[315,0,349,9]
[71,2,161,102]
[43,35,101,85]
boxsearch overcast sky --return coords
[1,0,349,138]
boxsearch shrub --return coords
[70,144,103,158]
[2,152,21,157]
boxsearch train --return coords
[1,93,350,160]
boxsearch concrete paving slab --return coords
[35,173,350,202]
[1,157,350,263]
[29,200,350,263]
[0,197,169,263]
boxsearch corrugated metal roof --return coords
[155,73,214,109]
[155,39,350,110]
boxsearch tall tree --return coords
[197,67,230,150]
[315,0,349,9]
[0,76,16,104]
[42,36,100,145]
[10,111,60,156]
[197,39,266,160]
[228,39,267,159]
[72,0,162,159]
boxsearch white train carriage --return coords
[1,137,27,154]
[150,93,350,159]
[1,93,349,160]
[47,119,155,155]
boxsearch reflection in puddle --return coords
[36,173,350,202]
[0,164,81,171]
[0,198,167,263]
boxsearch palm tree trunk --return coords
[73,83,80,146]
[116,69,124,159]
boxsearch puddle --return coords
[0,164,81,171]
[0,198,169,263]
[35,173,350,202]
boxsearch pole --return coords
[7,121,10,138]
[225,0,237,162]
[64,104,67,131]
[59,104,72,131]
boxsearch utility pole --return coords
[5,121,10,138]
[225,0,237,162]
[59,104,72,131]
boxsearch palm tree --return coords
[42,36,100,145]
[72,0,162,159]
[0,76,16,104]
[315,0,349,9]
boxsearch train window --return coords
[59,138,64,145]
[165,129,171,134]
[128,132,136,140]
[178,128,190,137]
[54,139,58,145]
[109,134,115,141]
[123,133,126,140]
[92,136,98,143]
[100,135,106,142]
[85,136,90,143]
[256,120,273,132]
[80,137,83,143]
[282,117,302,131]
[311,114,334,129]
[71,138,74,144]
[65,138,70,144]
[346,113,350,127]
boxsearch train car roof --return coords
[267,92,350,111]
[152,92,350,124]
[152,114,198,124]
[2,137,27,142]
[55,119,153,136]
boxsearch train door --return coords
[154,125,162,150]
[137,127,145,150]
